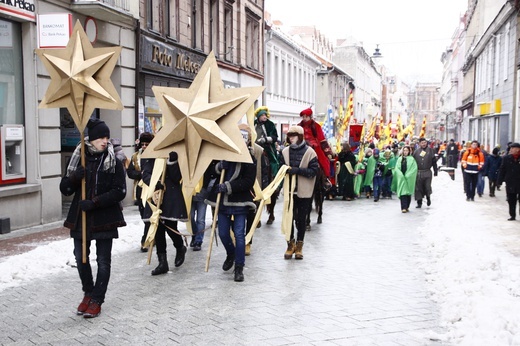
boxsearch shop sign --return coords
[141,36,205,79]
[0,0,36,22]
[0,19,12,48]
[37,13,72,48]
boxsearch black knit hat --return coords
[87,118,110,141]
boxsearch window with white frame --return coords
[245,9,260,71]
[223,5,233,62]
[495,35,500,86]
[504,23,510,81]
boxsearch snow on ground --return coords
[1,169,520,344]
[0,211,144,292]
[419,169,520,345]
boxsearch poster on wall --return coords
[37,13,72,48]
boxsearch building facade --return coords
[263,21,321,140]
[138,0,265,138]
[0,0,138,231]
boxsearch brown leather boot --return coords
[295,241,304,260]
[284,239,295,259]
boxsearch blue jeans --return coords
[74,238,113,304]
[218,212,247,266]
[373,176,383,199]
[382,175,392,198]
[477,171,485,195]
[190,200,207,244]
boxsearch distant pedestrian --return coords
[337,142,357,200]
[476,146,488,197]
[110,138,128,169]
[461,140,485,201]
[446,139,459,168]
[412,138,438,208]
[497,142,520,221]
[60,119,127,318]
[393,145,417,213]
[483,147,502,197]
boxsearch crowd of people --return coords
[59,111,520,318]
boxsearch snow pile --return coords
[0,211,144,292]
[420,173,520,345]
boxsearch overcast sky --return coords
[265,0,468,84]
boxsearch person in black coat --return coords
[497,142,520,221]
[141,152,188,275]
[337,142,357,200]
[483,147,502,197]
[446,139,459,168]
[60,119,127,318]
[205,154,257,282]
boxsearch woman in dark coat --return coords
[497,143,520,220]
[337,142,357,200]
[60,119,126,318]
[142,152,188,275]
[483,147,502,197]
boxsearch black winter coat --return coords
[205,160,257,212]
[60,151,127,240]
[483,155,502,181]
[141,158,188,221]
[497,154,520,193]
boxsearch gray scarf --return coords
[66,137,116,177]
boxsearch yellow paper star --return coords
[36,20,123,132]
[142,51,264,201]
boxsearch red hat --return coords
[300,108,313,117]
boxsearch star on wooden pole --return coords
[35,20,123,264]
[142,51,264,203]
[36,20,123,132]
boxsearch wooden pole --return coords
[80,132,87,264]
[205,168,225,272]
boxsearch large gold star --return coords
[142,51,264,201]
[36,20,123,132]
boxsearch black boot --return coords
[234,264,244,282]
[174,246,187,267]
[222,254,235,271]
[151,253,169,275]
[415,200,422,208]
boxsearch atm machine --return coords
[0,124,25,185]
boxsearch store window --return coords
[0,19,23,125]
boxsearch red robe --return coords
[298,119,332,177]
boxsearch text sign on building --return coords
[140,36,206,80]
[0,1,36,22]
[37,13,72,48]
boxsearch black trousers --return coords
[400,195,412,210]
[155,219,183,254]
[291,196,312,241]
[464,173,478,199]
[506,192,520,218]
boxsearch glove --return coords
[434,172,438,177]
[288,167,300,175]
[257,137,266,145]
[70,166,85,182]
[79,200,96,211]
[217,183,228,193]
[169,151,178,162]
[220,160,230,171]
[155,181,165,191]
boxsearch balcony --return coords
[71,0,137,26]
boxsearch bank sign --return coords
[140,36,205,80]
[0,0,36,22]
[37,13,72,48]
